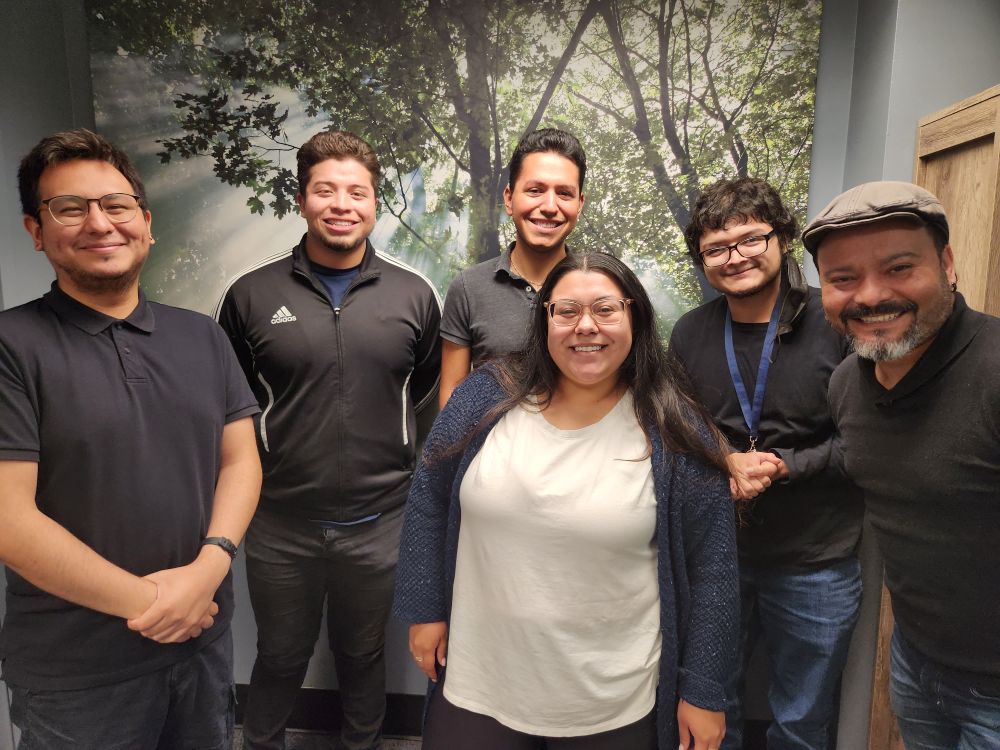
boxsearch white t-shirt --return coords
[444,392,661,736]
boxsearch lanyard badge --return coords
[724,297,781,452]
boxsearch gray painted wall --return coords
[0,2,95,746]
[839,0,1000,188]
[882,0,1000,180]
[842,0,901,189]
[0,0,94,310]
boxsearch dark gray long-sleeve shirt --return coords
[829,294,1000,684]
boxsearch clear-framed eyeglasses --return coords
[699,229,777,267]
[40,193,143,226]
[544,298,633,327]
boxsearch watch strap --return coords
[202,536,238,560]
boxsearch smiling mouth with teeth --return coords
[573,345,604,352]
[842,302,915,327]
[857,312,904,323]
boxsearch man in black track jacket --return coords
[669,178,863,750]
[217,130,441,750]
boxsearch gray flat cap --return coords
[803,181,949,257]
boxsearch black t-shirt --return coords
[670,285,863,567]
[731,321,767,396]
[830,295,1000,681]
[0,284,259,689]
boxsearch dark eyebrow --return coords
[311,181,371,191]
[701,226,770,249]
[521,180,578,192]
[880,251,921,264]
[553,294,616,303]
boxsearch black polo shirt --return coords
[0,283,259,690]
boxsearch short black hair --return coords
[507,128,586,191]
[297,130,380,196]
[18,129,147,219]
[684,177,798,265]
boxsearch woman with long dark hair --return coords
[393,251,738,750]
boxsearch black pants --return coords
[422,670,657,750]
[241,504,404,750]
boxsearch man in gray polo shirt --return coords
[438,128,586,406]
[0,129,262,748]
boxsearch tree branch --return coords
[503,0,603,195]
[411,98,470,173]
[599,0,690,228]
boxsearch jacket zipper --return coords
[292,261,381,505]
[334,305,345,496]
[329,272,377,497]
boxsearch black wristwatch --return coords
[202,536,238,560]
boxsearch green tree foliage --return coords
[88,0,820,312]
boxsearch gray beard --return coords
[847,326,923,362]
[845,276,954,363]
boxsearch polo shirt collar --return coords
[861,292,982,404]
[43,282,156,336]
[494,241,516,278]
[495,242,574,281]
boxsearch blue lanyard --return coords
[724,297,781,451]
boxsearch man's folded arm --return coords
[0,459,157,620]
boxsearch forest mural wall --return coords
[87,0,822,324]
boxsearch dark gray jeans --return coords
[11,628,234,749]
[241,504,404,750]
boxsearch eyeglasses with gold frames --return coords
[40,193,143,226]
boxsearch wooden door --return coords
[915,84,1000,314]
[866,83,1000,750]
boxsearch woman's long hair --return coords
[481,251,728,471]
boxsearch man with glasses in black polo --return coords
[668,178,863,750]
[0,129,262,748]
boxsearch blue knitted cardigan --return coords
[392,366,738,749]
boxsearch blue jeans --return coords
[242,504,404,750]
[890,628,1000,749]
[10,628,234,749]
[722,557,861,750]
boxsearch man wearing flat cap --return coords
[804,181,1000,749]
